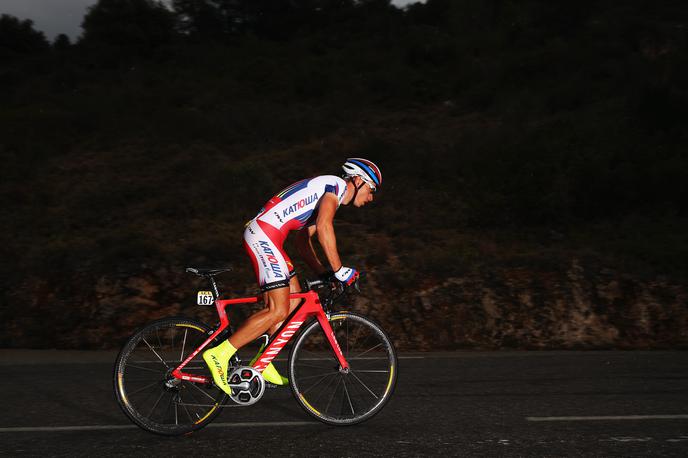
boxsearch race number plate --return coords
[197,291,214,305]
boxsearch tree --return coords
[0,14,49,57]
[171,0,242,41]
[53,33,72,51]
[80,0,176,48]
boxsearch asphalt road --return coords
[1,350,687,457]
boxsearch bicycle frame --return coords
[171,290,349,384]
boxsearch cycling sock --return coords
[261,362,289,386]
[249,345,289,386]
[202,340,236,395]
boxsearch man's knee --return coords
[266,297,289,323]
[266,287,290,324]
[270,305,289,324]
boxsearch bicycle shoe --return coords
[249,341,289,386]
[202,340,236,395]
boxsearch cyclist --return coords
[203,158,382,394]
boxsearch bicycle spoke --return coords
[301,372,337,395]
[174,397,179,425]
[180,396,195,422]
[351,342,383,360]
[162,393,173,423]
[309,370,339,404]
[296,371,339,381]
[142,337,170,369]
[342,377,355,416]
[147,390,166,418]
[346,319,349,359]
[180,328,188,362]
[324,376,343,415]
[182,383,209,419]
[299,357,339,361]
[183,383,202,404]
[121,378,162,382]
[127,364,166,374]
[294,362,335,369]
[188,380,217,401]
[346,323,367,356]
[349,371,379,399]
[126,380,160,397]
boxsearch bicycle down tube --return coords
[171,290,349,384]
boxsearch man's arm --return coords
[295,225,328,275]
[315,193,343,272]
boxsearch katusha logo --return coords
[210,355,226,385]
[254,321,304,370]
[258,241,283,278]
[283,193,318,217]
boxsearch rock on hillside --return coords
[3,259,686,350]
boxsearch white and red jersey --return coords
[254,175,348,236]
[243,175,348,291]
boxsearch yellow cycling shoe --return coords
[249,344,289,386]
[202,340,236,395]
[261,362,289,386]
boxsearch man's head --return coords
[342,158,382,207]
[348,175,376,207]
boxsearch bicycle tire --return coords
[288,312,397,426]
[113,317,228,435]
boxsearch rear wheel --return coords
[288,312,397,425]
[114,317,228,435]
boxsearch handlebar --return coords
[304,278,327,290]
[304,271,366,291]
[304,272,366,312]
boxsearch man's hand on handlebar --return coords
[318,270,335,282]
[335,265,359,288]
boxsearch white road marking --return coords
[602,437,653,442]
[0,421,316,433]
[270,356,425,361]
[527,415,688,422]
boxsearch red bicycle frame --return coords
[171,290,349,384]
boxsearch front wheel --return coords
[113,317,228,435]
[288,312,397,426]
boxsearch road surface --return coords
[0,350,686,457]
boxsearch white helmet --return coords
[342,158,382,188]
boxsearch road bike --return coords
[113,267,397,435]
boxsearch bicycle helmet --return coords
[342,158,382,189]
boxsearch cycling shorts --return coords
[243,219,295,292]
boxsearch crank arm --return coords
[228,382,250,391]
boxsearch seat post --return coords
[207,276,220,299]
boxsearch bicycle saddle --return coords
[185,266,232,277]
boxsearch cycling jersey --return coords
[244,175,348,292]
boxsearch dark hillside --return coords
[1,0,687,349]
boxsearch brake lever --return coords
[351,271,365,294]
[322,272,366,309]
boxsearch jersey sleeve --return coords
[323,176,347,205]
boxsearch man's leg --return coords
[268,274,302,335]
[255,275,302,385]
[203,286,290,394]
[229,286,290,348]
